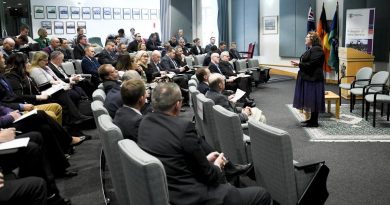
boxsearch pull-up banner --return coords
[345,8,375,54]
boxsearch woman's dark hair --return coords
[6,52,28,77]
[116,54,133,71]
[308,31,322,47]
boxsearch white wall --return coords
[30,0,160,42]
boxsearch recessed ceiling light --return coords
[17,3,22,5]
[14,8,18,10]
[3,1,6,4]
[6,6,11,8]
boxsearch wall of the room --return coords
[171,0,192,42]
[29,0,160,42]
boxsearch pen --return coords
[15,131,23,134]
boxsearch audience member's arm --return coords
[180,123,223,185]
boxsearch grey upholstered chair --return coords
[74,59,83,74]
[97,83,104,90]
[97,115,128,205]
[365,88,390,127]
[350,71,389,117]
[118,139,170,205]
[94,46,103,54]
[189,86,204,137]
[91,100,109,123]
[185,56,194,68]
[188,79,198,88]
[212,105,251,164]
[193,54,205,66]
[339,67,372,103]
[195,93,220,151]
[234,59,248,73]
[248,120,329,205]
[92,89,106,102]
[61,62,76,75]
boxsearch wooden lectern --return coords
[338,47,375,99]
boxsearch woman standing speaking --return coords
[292,31,325,127]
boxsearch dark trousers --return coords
[13,111,71,175]
[0,177,47,205]
[52,90,85,124]
[0,132,58,195]
[68,85,88,105]
[224,186,271,205]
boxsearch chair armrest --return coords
[238,51,249,54]
[241,123,248,129]
[351,79,371,88]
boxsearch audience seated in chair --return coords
[73,35,88,60]
[196,67,211,95]
[97,40,117,66]
[81,46,101,87]
[138,82,271,205]
[204,36,216,54]
[190,38,204,55]
[98,64,120,94]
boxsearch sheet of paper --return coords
[0,137,30,154]
[231,88,246,102]
[41,84,65,96]
[13,109,37,123]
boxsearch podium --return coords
[338,47,375,99]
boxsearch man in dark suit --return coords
[206,73,252,123]
[138,83,271,205]
[146,50,164,83]
[146,33,161,51]
[203,45,219,66]
[81,46,101,87]
[42,37,60,57]
[73,35,88,60]
[204,36,216,54]
[195,67,211,94]
[113,79,146,141]
[127,33,142,53]
[97,64,120,94]
[97,41,117,66]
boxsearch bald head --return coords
[151,50,161,63]
[208,73,225,91]
[50,37,60,49]
[3,38,15,52]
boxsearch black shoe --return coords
[57,170,78,178]
[302,123,319,127]
[72,116,93,125]
[71,135,92,146]
[300,119,311,123]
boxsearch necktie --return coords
[155,63,161,72]
[216,64,222,74]
[171,59,178,68]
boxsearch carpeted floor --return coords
[59,75,390,205]
[287,104,390,142]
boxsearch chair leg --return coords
[361,97,365,118]
[350,94,353,112]
[387,104,390,121]
[365,102,370,120]
[373,102,376,127]
[380,103,384,117]
[339,88,342,105]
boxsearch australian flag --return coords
[307,6,316,33]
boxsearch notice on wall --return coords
[345,8,375,54]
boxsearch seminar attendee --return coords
[97,40,117,66]
[127,33,143,53]
[190,38,204,55]
[204,36,216,53]
[73,35,88,60]
[42,37,60,56]
[196,67,211,94]
[34,28,50,50]
[98,64,120,94]
[138,82,271,205]
[81,46,101,87]
[0,38,15,61]
[146,50,165,83]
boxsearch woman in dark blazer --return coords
[190,38,204,55]
[292,31,325,127]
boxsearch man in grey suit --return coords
[206,73,252,123]
[138,83,271,205]
[113,79,146,142]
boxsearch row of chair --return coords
[188,85,329,204]
[339,67,389,127]
[91,90,170,205]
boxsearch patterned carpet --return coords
[287,104,390,142]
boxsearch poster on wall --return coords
[82,7,91,19]
[141,9,149,20]
[103,7,112,19]
[66,21,76,34]
[123,8,131,20]
[34,6,45,19]
[41,21,52,35]
[263,16,278,35]
[71,7,80,19]
[77,21,87,34]
[113,8,121,20]
[58,6,68,19]
[150,9,157,20]
[54,21,64,34]
[92,7,101,19]
[46,6,56,19]
[132,8,140,20]
[345,8,375,54]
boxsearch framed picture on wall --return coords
[263,16,278,34]
[77,21,87,34]
[82,7,91,19]
[46,6,56,19]
[103,7,111,19]
[71,7,80,19]
[58,6,68,19]
[113,8,121,20]
[141,8,149,20]
[41,21,52,35]
[92,7,101,19]
[123,8,131,20]
[34,6,45,19]
[132,8,140,20]
[54,21,64,34]
[150,9,157,20]
[66,21,76,34]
